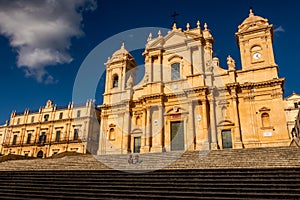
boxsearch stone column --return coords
[231,90,243,148]
[151,105,163,152]
[201,99,210,150]
[140,106,151,153]
[140,108,146,151]
[209,96,218,150]
[187,102,195,150]
[20,128,25,146]
[97,114,107,155]
[122,108,131,154]
[149,57,153,82]
[47,124,53,157]
[35,126,40,144]
[158,53,162,82]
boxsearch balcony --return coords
[3,138,83,148]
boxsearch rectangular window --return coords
[17,118,20,125]
[74,129,79,140]
[31,116,34,123]
[77,110,81,118]
[44,114,49,122]
[171,63,180,80]
[12,135,17,145]
[59,112,63,120]
[39,132,46,144]
[26,133,32,144]
[55,131,61,142]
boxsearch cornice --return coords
[240,78,284,89]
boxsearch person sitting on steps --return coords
[128,154,133,164]
[133,154,142,164]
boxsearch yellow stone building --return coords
[284,92,300,135]
[1,100,100,158]
[98,9,290,155]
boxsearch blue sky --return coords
[0,0,299,124]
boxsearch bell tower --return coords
[103,43,137,104]
[236,9,276,71]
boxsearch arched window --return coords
[109,128,115,141]
[112,75,119,88]
[171,63,180,80]
[261,113,270,127]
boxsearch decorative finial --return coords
[147,33,152,42]
[172,22,177,30]
[121,42,125,49]
[158,30,162,37]
[204,23,208,30]
[249,8,254,16]
[197,20,200,28]
[186,23,190,30]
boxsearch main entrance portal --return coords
[134,136,141,153]
[221,130,232,149]
[170,121,184,151]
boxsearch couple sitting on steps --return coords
[128,154,142,164]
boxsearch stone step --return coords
[1,146,300,170]
[1,168,300,199]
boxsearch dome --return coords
[240,9,268,27]
[112,42,133,58]
[242,9,267,24]
[238,9,269,31]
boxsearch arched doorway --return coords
[37,150,44,158]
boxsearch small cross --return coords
[171,11,179,24]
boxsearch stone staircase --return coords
[171,146,300,169]
[0,154,109,170]
[97,151,184,172]
[0,168,300,199]
[1,147,300,199]
[1,146,300,171]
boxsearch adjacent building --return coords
[284,92,300,136]
[0,121,8,155]
[98,9,291,155]
[1,99,100,157]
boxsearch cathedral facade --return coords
[98,10,290,155]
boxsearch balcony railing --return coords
[2,138,83,148]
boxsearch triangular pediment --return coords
[285,93,300,100]
[163,31,187,46]
[259,107,271,112]
[147,31,188,49]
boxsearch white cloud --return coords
[0,0,97,83]
[274,25,285,33]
